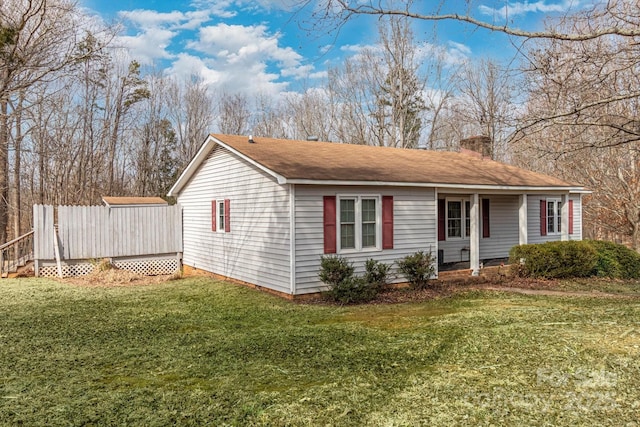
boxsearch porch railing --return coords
[0,230,34,278]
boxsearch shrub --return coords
[397,251,436,289]
[364,259,392,290]
[328,275,378,304]
[587,240,640,279]
[318,255,354,287]
[319,255,378,304]
[509,241,598,279]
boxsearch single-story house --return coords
[168,134,587,297]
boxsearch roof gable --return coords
[168,134,583,196]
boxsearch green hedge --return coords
[509,241,598,279]
[509,240,640,279]
[586,240,640,279]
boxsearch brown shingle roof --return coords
[213,134,579,188]
[102,196,168,206]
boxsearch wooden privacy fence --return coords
[33,204,182,277]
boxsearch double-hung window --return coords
[439,197,490,241]
[217,200,226,232]
[447,198,473,239]
[340,199,356,249]
[212,199,230,233]
[338,196,380,251]
[547,198,561,234]
[447,200,463,238]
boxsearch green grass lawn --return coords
[1,277,639,426]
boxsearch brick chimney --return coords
[460,136,492,159]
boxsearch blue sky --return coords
[80,0,591,97]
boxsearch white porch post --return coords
[561,193,569,241]
[470,193,480,276]
[519,194,528,245]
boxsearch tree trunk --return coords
[12,94,23,238]
[0,95,9,244]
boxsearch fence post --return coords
[53,226,63,278]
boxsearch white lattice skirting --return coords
[37,257,180,278]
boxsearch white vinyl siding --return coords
[527,194,583,244]
[478,195,519,260]
[177,146,291,294]
[570,194,583,240]
[294,185,437,294]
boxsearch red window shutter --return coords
[569,200,574,235]
[482,198,490,238]
[438,199,446,241]
[382,196,394,249]
[540,200,547,236]
[211,200,216,231]
[323,196,337,254]
[224,199,231,232]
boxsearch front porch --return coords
[437,192,576,276]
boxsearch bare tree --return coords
[374,17,426,148]
[103,60,149,195]
[168,75,213,167]
[326,17,428,147]
[0,0,105,241]
[454,58,516,160]
[280,88,335,141]
[422,46,459,151]
[251,93,288,138]
[326,54,374,145]
[216,91,252,135]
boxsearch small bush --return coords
[319,255,378,304]
[587,240,640,279]
[364,259,392,290]
[397,251,436,289]
[318,255,354,287]
[328,275,378,304]
[509,241,598,279]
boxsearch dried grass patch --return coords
[59,266,175,287]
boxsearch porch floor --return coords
[439,257,509,272]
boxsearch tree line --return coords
[2,0,639,250]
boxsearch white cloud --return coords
[281,64,315,78]
[118,9,186,27]
[118,8,220,30]
[308,70,328,79]
[478,0,583,18]
[115,8,216,65]
[182,23,314,94]
[168,53,224,85]
[414,41,471,67]
[116,28,176,65]
[447,41,472,56]
[108,3,317,96]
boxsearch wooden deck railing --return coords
[0,230,34,278]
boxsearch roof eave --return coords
[284,178,589,193]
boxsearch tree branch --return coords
[325,0,640,41]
